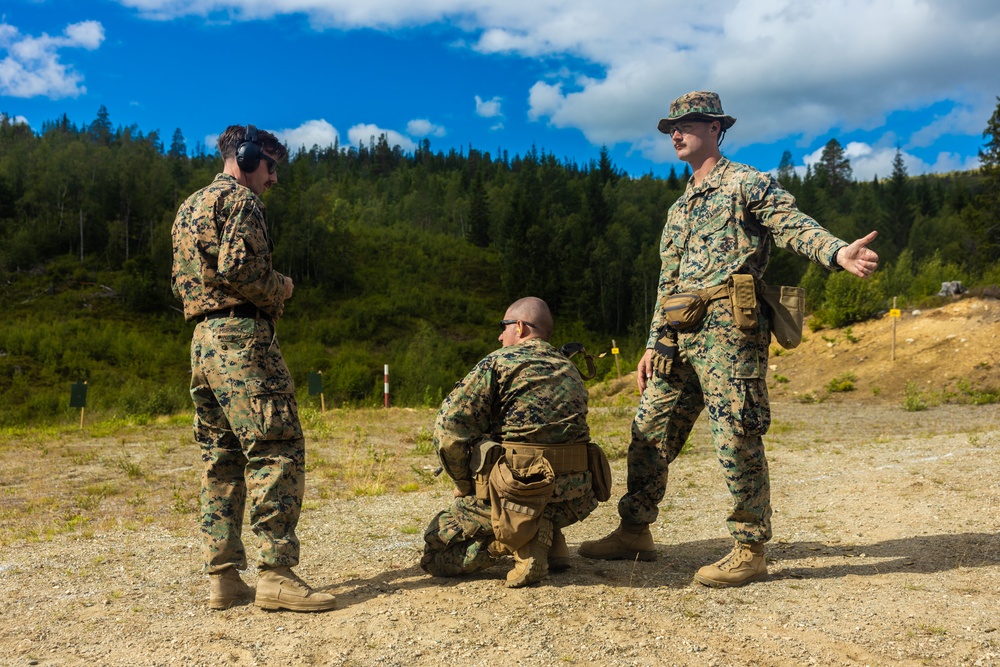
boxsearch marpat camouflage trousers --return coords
[620,302,774,544]
[189,316,305,574]
[421,471,598,577]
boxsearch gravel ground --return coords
[3,400,999,667]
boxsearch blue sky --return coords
[2,0,999,180]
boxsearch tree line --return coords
[0,99,999,422]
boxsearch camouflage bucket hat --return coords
[657,91,736,134]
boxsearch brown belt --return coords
[502,441,589,474]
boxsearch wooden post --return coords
[79,407,85,430]
[384,364,390,408]
[611,339,621,378]
[891,296,898,362]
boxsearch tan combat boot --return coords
[505,519,553,588]
[549,527,570,572]
[209,567,253,610]
[578,521,656,561]
[693,542,767,588]
[255,566,337,612]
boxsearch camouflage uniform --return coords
[620,157,847,544]
[421,338,598,576]
[172,173,303,574]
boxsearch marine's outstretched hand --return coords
[835,231,880,279]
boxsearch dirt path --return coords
[3,399,999,666]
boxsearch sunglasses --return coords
[499,319,536,332]
[261,153,277,175]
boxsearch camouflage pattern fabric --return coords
[622,302,773,543]
[646,158,845,348]
[623,158,848,545]
[171,173,287,321]
[421,338,598,576]
[172,174,304,574]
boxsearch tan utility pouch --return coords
[471,439,504,500]
[728,274,758,331]
[488,453,554,551]
[586,443,613,502]
[762,285,805,349]
[662,293,708,330]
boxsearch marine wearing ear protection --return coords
[236,124,263,173]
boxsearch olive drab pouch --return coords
[470,439,503,500]
[661,293,708,330]
[762,285,806,349]
[728,274,758,331]
[488,453,554,551]
[586,443,613,502]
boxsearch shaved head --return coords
[504,297,553,340]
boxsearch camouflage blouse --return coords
[647,157,846,347]
[435,338,590,484]
[171,173,287,321]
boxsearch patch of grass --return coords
[411,427,435,456]
[843,327,858,343]
[903,381,929,412]
[826,372,857,393]
[773,374,789,384]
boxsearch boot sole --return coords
[577,548,657,562]
[693,570,767,588]
[255,596,337,612]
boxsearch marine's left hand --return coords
[836,231,879,279]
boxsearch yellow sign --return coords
[611,347,620,355]
[889,308,901,318]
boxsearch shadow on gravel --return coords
[770,531,1000,580]
[325,563,513,609]
[316,532,1000,603]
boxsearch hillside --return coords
[591,295,1000,409]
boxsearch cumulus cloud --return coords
[797,141,981,181]
[407,118,446,137]
[114,0,1000,173]
[475,95,503,119]
[279,119,340,153]
[0,20,105,98]
[347,123,417,152]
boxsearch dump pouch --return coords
[728,274,758,331]
[488,453,555,551]
[762,285,805,349]
[586,443,613,502]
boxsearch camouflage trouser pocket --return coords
[246,376,303,442]
[731,378,771,437]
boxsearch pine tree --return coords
[882,147,914,254]
[976,96,1000,263]
[813,138,852,198]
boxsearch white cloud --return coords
[347,123,417,152]
[279,119,340,153]
[407,118,446,137]
[113,0,1000,173]
[475,95,503,119]
[797,140,982,181]
[0,20,104,98]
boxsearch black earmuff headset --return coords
[236,124,263,172]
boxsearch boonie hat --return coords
[657,91,737,134]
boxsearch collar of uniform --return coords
[693,156,731,194]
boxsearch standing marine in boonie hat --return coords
[579,88,881,590]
